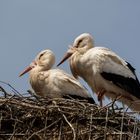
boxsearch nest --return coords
[0,82,140,140]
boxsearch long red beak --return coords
[19,66,33,77]
[57,52,73,66]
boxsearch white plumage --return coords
[19,49,94,103]
[57,33,140,111]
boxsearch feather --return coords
[126,61,140,85]
[101,72,140,99]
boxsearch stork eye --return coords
[78,39,82,44]
[76,39,82,48]
[39,52,45,59]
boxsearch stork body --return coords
[19,49,94,103]
[57,33,140,111]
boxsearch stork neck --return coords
[69,52,83,78]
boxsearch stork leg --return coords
[111,95,122,113]
[97,89,105,107]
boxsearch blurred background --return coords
[0,0,140,103]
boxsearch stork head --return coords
[35,49,55,70]
[57,33,94,66]
[73,33,94,49]
[19,49,55,77]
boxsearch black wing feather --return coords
[101,72,140,99]
[63,95,95,104]
[125,61,140,85]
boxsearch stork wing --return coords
[50,69,95,103]
[101,54,140,99]
[125,61,140,85]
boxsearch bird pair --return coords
[20,33,140,111]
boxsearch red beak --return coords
[57,52,73,66]
[19,61,36,77]
[57,44,77,67]
[19,66,33,77]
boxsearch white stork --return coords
[19,49,95,103]
[57,33,140,111]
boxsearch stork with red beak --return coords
[19,49,95,103]
[57,33,140,111]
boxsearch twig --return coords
[58,120,63,140]
[0,81,22,97]
[120,110,125,140]
[104,107,109,139]
[131,116,139,139]
[0,95,15,106]
[0,98,45,110]
[43,114,48,139]
[0,85,10,97]
[88,109,93,140]
[103,95,122,109]
[9,121,17,140]
[27,118,62,140]
[53,101,76,140]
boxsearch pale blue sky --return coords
[0,1,140,98]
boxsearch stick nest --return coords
[0,83,140,140]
